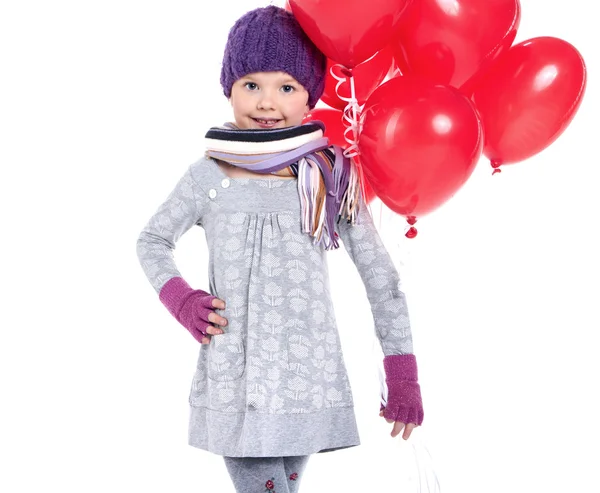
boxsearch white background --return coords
[1,1,598,492]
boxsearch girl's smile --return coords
[251,117,283,128]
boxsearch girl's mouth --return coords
[252,118,281,128]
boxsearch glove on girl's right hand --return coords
[159,276,226,344]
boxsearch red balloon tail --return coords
[405,216,418,238]
[405,226,418,239]
[340,66,353,78]
[491,159,502,175]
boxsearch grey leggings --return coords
[223,455,310,493]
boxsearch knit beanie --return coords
[220,5,326,109]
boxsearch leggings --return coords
[223,455,310,493]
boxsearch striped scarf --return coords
[204,121,360,250]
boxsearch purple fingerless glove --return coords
[159,277,218,344]
[382,354,424,425]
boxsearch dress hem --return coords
[188,405,361,457]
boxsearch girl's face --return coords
[229,71,310,130]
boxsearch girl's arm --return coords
[336,193,424,432]
[136,160,227,343]
[335,194,413,357]
[137,165,203,292]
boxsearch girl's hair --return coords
[220,5,327,109]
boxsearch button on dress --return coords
[136,156,414,457]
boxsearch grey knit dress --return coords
[136,156,414,457]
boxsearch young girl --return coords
[136,5,424,492]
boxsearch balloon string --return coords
[329,65,418,239]
[345,74,361,157]
[330,63,370,212]
[329,64,363,157]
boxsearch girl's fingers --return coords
[197,321,223,336]
[196,328,211,344]
[204,323,224,335]
[208,312,228,327]
[402,423,416,440]
[391,421,405,438]
[379,409,417,440]
[211,297,226,310]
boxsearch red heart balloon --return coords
[289,0,410,68]
[359,76,483,218]
[391,0,520,93]
[471,36,587,168]
[303,108,377,204]
[320,46,394,111]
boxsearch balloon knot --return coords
[340,66,353,78]
[492,168,502,175]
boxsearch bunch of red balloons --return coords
[291,0,586,235]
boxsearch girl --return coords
[136,6,424,493]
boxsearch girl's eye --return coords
[244,82,258,90]
[281,85,295,93]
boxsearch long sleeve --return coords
[336,197,413,356]
[136,163,207,293]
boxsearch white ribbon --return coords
[329,63,364,159]
[329,63,374,222]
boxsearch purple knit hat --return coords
[220,5,326,109]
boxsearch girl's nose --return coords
[257,91,276,110]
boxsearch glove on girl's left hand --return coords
[380,353,424,439]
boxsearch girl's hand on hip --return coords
[379,410,417,440]
[200,297,228,344]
